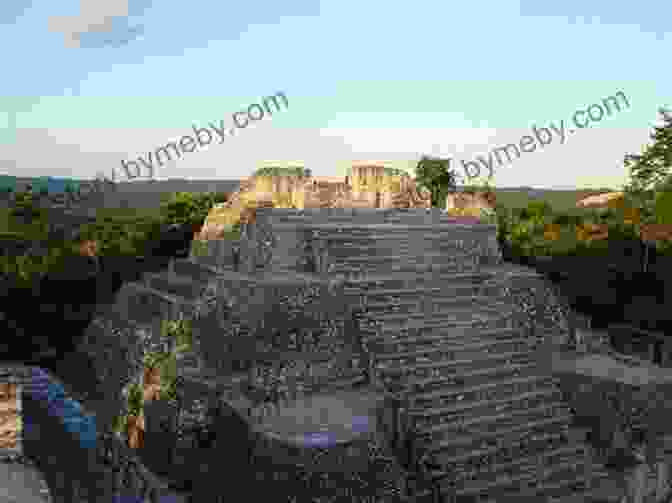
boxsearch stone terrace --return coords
[74,208,612,502]
[189,208,604,501]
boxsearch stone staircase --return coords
[344,271,601,502]
[243,209,599,502]
[118,258,620,502]
[78,208,619,502]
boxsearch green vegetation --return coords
[495,104,672,259]
[190,239,210,257]
[625,107,672,193]
[126,382,144,417]
[159,191,229,229]
[343,166,409,178]
[381,167,408,178]
[0,175,17,193]
[654,190,672,225]
[254,166,310,177]
[161,315,193,353]
[413,156,458,208]
[0,190,234,289]
[112,315,194,439]
[487,188,615,212]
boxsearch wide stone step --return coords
[329,255,407,266]
[369,324,524,351]
[343,281,507,303]
[409,374,557,411]
[326,245,407,258]
[368,327,525,356]
[328,261,481,277]
[579,475,635,503]
[406,365,539,422]
[172,259,221,284]
[358,284,504,306]
[448,459,583,498]
[111,282,195,326]
[366,331,534,366]
[429,295,509,314]
[364,290,477,308]
[413,438,589,501]
[377,349,536,381]
[407,386,563,421]
[406,363,543,406]
[343,271,498,291]
[363,294,507,317]
[430,421,571,467]
[451,459,588,499]
[331,251,479,266]
[439,433,574,473]
[371,317,517,341]
[374,338,536,370]
[541,461,593,491]
[442,443,587,489]
[145,272,207,301]
[466,463,595,503]
[414,401,571,448]
[383,216,482,225]
[373,302,517,330]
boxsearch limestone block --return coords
[110,282,178,326]
[76,314,147,434]
[498,264,574,346]
[189,238,239,269]
[445,190,497,212]
[140,399,178,474]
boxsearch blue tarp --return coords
[18,366,182,502]
[46,178,78,194]
[24,367,98,449]
[36,177,81,195]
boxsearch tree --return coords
[414,156,458,208]
[625,107,672,193]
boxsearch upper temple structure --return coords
[196,164,433,240]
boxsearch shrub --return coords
[159,191,227,228]
[0,175,16,193]
[521,200,553,221]
[254,166,309,177]
[654,189,672,225]
[162,316,193,353]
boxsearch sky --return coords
[0,0,670,189]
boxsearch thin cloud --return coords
[48,0,152,49]
[77,21,144,49]
[0,97,43,147]
[0,0,33,25]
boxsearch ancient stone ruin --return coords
[196,165,432,240]
[445,188,497,215]
[70,195,637,502]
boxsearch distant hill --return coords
[113,179,240,195]
[492,187,617,211]
[4,176,617,213]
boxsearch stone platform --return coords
[69,208,601,503]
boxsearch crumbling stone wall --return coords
[196,167,432,240]
[496,263,578,349]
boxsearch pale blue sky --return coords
[0,0,670,188]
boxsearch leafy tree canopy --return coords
[414,156,458,208]
[254,166,310,177]
[625,107,672,193]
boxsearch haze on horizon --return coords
[1,0,669,190]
